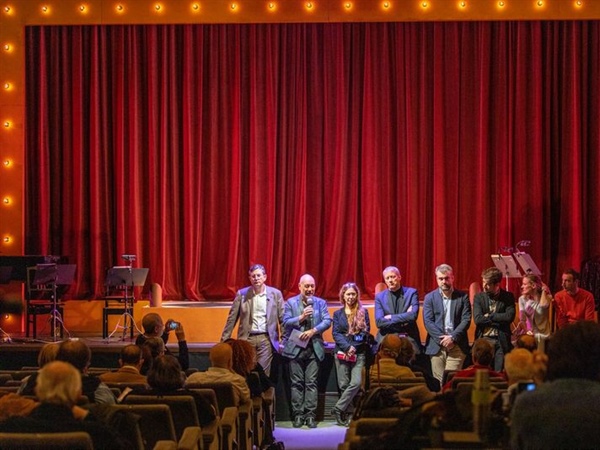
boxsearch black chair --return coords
[25,267,63,339]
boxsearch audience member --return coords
[331,282,371,426]
[99,344,147,384]
[374,266,423,358]
[554,268,596,329]
[369,334,416,385]
[225,338,274,397]
[496,348,538,417]
[221,264,284,378]
[0,393,38,421]
[282,274,332,428]
[0,361,128,449]
[473,267,516,371]
[20,339,115,404]
[139,336,166,375]
[185,342,251,405]
[515,275,552,346]
[135,313,189,370]
[514,334,537,352]
[17,342,60,395]
[124,354,216,427]
[511,321,600,449]
[423,264,472,385]
[441,338,505,392]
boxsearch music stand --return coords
[491,254,522,290]
[105,267,149,341]
[32,263,76,341]
[513,252,542,276]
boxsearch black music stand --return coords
[104,267,148,341]
[32,263,76,341]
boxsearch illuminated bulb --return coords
[306,2,313,9]
[498,1,505,6]
[3,236,10,243]
[575,0,582,6]
[3,44,11,51]
[459,1,466,7]
[3,159,11,166]
[4,6,10,13]
[4,83,10,90]
[3,197,10,204]
[3,121,10,128]
[344,2,352,9]
[421,1,428,7]
[268,2,275,9]
[155,3,161,11]
[41,5,48,13]
[116,4,124,12]
[192,3,200,10]
[537,0,543,5]
[79,5,86,12]
[382,1,390,8]
[230,3,237,9]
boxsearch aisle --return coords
[273,420,347,450]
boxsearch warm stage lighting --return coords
[3,236,11,243]
[3,121,11,128]
[3,197,10,205]
[3,159,11,167]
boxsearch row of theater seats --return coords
[0,368,275,450]
[339,370,510,450]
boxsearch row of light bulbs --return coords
[0,1,588,16]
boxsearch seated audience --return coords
[19,339,115,405]
[17,342,60,395]
[514,334,537,352]
[0,393,38,421]
[495,348,538,416]
[185,342,251,405]
[139,336,166,375]
[99,344,148,384]
[0,361,128,450]
[124,354,216,427]
[511,321,600,449]
[441,338,505,392]
[225,338,274,397]
[369,334,416,386]
[395,337,440,392]
[135,313,189,370]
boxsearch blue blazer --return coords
[423,289,472,356]
[282,294,332,361]
[374,286,422,350]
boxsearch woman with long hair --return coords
[331,282,371,426]
[516,274,552,346]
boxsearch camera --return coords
[167,321,180,331]
[517,381,536,393]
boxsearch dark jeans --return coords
[289,345,319,419]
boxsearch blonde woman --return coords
[516,274,552,345]
[332,282,371,426]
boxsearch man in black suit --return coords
[423,263,472,384]
[473,267,516,371]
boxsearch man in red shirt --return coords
[554,268,596,329]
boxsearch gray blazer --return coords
[221,285,285,353]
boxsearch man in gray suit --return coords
[423,264,472,384]
[221,264,284,377]
[282,274,332,428]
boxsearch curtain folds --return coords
[24,22,600,300]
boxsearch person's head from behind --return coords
[120,344,144,368]
[210,342,233,370]
[471,338,494,367]
[395,337,416,366]
[38,342,60,367]
[225,339,256,377]
[142,313,164,337]
[504,349,536,385]
[547,321,600,382]
[515,334,537,352]
[35,360,81,407]
[57,339,91,373]
[481,267,503,296]
[378,334,403,360]
[147,355,184,391]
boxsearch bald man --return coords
[282,274,332,428]
[185,343,250,405]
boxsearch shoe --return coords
[305,417,317,428]
[292,416,304,428]
[332,408,346,427]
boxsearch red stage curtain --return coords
[24,22,600,300]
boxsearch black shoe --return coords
[292,416,304,428]
[332,408,346,427]
[305,417,317,428]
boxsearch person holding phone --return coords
[135,312,189,371]
[331,282,371,426]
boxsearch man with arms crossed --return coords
[221,264,285,377]
[423,264,472,384]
